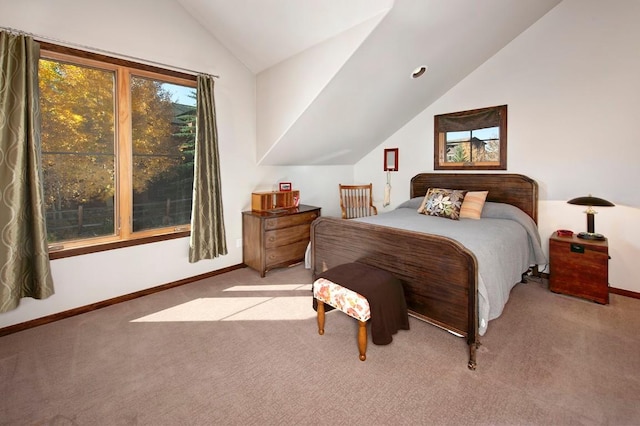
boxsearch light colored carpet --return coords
[0,264,639,425]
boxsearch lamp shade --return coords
[567,196,615,207]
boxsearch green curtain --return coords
[0,31,54,312]
[189,74,227,262]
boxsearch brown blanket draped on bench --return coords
[313,263,410,345]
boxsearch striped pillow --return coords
[460,191,489,219]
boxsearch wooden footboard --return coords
[311,217,479,369]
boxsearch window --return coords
[434,105,507,170]
[38,45,197,258]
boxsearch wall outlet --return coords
[236,238,242,248]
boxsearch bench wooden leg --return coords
[317,300,325,335]
[315,295,369,361]
[358,320,367,361]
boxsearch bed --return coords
[310,173,547,369]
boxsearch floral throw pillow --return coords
[418,188,467,220]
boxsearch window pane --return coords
[444,127,500,163]
[130,77,195,232]
[445,131,471,162]
[471,127,500,162]
[39,59,116,242]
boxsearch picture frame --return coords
[384,148,399,171]
[279,182,292,192]
[434,105,507,170]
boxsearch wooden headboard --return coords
[410,173,538,223]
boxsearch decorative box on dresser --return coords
[242,204,320,277]
[549,232,609,304]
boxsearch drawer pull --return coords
[570,244,584,254]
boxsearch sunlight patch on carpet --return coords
[131,296,316,322]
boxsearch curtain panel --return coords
[188,75,227,262]
[0,31,54,312]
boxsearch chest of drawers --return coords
[242,205,321,277]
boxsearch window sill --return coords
[48,231,190,260]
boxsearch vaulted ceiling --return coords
[177,0,562,166]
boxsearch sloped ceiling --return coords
[177,0,562,166]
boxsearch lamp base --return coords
[577,231,605,241]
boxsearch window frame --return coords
[433,105,507,170]
[39,43,197,260]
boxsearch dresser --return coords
[242,204,321,277]
[549,232,609,304]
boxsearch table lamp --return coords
[567,195,614,240]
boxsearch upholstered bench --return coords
[312,262,409,361]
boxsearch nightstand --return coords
[549,232,609,304]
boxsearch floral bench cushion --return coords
[313,277,371,322]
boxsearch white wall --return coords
[0,0,351,328]
[355,0,640,293]
[256,13,386,163]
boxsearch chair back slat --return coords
[339,183,378,219]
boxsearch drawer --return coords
[265,224,311,248]
[550,242,608,275]
[265,240,310,267]
[264,210,319,230]
[550,268,608,295]
[550,278,609,304]
[549,239,609,303]
[551,249,608,276]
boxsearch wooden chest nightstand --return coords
[242,205,320,277]
[549,232,609,304]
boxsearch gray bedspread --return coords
[354,201,547,336]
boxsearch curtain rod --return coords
[1,26,220,79]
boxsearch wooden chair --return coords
[339,183,377,219]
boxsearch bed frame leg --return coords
[468,342,478,370]
[521,265,540,283]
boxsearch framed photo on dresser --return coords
[279,182,292,191]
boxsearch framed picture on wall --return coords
[384,148,399,171]
[279,182,292,192]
